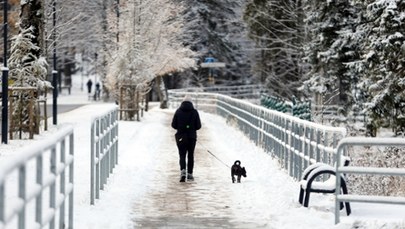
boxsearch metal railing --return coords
[90,106,119,205]
[0,125,74,229]
[168,90,346,180]
[169,84,268,100]
[334,137,405,224]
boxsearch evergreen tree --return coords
[361,0,405,131]
[172,0,254,87]
[302,0,361,114]
[244,0,306,99]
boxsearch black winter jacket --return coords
[171,101,202,139]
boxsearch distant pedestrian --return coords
[86,79,93,94]
[171,95,202,182]
[95,82,101,100]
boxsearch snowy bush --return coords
[8,26,50,89]
[7,24,51,138]
[348,146,405,196]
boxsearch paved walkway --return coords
[130,112,270,228]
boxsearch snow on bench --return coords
[298,158,351,216]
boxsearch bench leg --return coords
[345,201,351,216]
[303,191,310,207]
[299,188,305,204]
[341,180,351,215]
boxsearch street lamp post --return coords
[2,0,9,144]
[116,0,119,46]
[94,52,98,84]
[52,0,58,125]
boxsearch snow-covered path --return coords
[2,99,405,228]
[2,74,404,228]
[130,109,269,228]
[51,101,404,229]
[60,103,347,229]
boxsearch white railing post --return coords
[18,165,26,229]
[50,147,56,229]
[90,106,119,205]
[60,139,66,229]
[334,137,405,224]
[0,126,74,228]
[69,133,74,229]
[35,155,43,226]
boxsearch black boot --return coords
[180,169,186,182]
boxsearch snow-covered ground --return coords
[1,75,405,228]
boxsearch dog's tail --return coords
[234,160,241,166]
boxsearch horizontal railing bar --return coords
[337,195,405,205]
[338,167,405,175]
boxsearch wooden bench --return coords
[298,158,351,216]
[59,85,71,95]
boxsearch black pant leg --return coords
[187,139,197,174]
[178,144,187,171]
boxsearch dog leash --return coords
[198,142,231,169]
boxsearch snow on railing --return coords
[334,137,405,224]
[169,84,268,100]
[0,125,74,229]
[168,90,346,180]
[90,106,119,205]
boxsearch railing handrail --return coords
[334,137,405,224]
[168,90,346,180]
[90,105,119,205]
[169,84,268,99]
[0,125,74,229]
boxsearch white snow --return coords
[1,75,405,228]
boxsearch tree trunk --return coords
[12,0,45,138]
[155,75,168,109]
[20,0,45,56]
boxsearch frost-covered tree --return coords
[244,0,306,99]
[42,0,117,94]
[360,0,405,131]
[9,27,49,89]
[171,0,254,87]
[302,0,362,114]
[105,0,195,109]
[8,0,50,137]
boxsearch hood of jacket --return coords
[180,101,194,111]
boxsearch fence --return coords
[90,106,119,205]
[169,84,268,100]
[168,90,346,180]
[334,137,405,224]
[0,125,74,229]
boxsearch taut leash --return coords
[198,142,231,169]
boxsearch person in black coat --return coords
[86,79,93,94]
[171,96,202,182]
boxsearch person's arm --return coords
[195,111,202,130]
[171,112,178,129]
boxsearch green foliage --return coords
[260,94,292,113]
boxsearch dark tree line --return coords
[244,0,405,133]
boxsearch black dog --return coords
[231,160,247,183]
